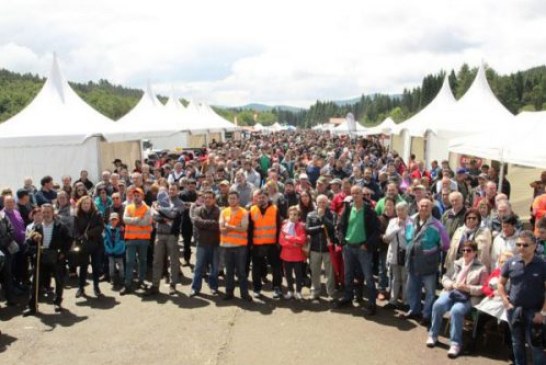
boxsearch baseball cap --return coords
[109,212,120,221]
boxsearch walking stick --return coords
[35,236,42,312]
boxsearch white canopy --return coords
[0,55,119,147]
[182,99,225,134]
[109,83,184,141]
[253,123,264,131]
[394,75,457,137]
[333,118,367,135]
[365,117,397,135]
[448,111,546,169]
[198,102,237,132]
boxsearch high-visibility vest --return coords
[220,207,248,247]
[124,203,152,240]
[250,204,278,245]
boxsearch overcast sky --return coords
[1,0,545,107]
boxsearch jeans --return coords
[152,234,180,287]
[377,250,389,291]
[79,246,102,289]
[389,263,407,305]
[508,308,546,365]
[284,261,304,293]
[222,246,249,297]
[342,245,376,306]
[191,245,219,292]
[251,244,282,293]
[406,270,437,319]
[309,251,336,297]
[125,239,149,287]
[108,256,125,281]
[429,292,472,345]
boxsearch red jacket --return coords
[481,267,501,298]
[279,220,307,262]
[330,192,348,215]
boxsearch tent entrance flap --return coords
[99,141,142,173]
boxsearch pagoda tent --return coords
[181,100,223,147]
[365,117,397,136]
[198,102,238,142]
[333,120,367,135]
[449,111,546,169]
[0,55,140,191]
[110,84,189,150]
[393,75,457,165]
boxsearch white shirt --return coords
[42,222,54,249]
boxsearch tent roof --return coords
[365,117,397,135]
[0,55,118,147]
[181,100,224,133]
[198,102,237,132]
[394,75,456,136]
[448,110,546,169]
[333,120,367,134]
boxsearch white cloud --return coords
[0,0,545,107]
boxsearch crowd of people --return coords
[0,130,545,363]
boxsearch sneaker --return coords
[210,289,219,296]
[144,286,159,296]
[272,288,282,299]
[284,291,294,300]
[189,289,199,297]
[169,285,177,296]
[120,286,133,296]
[252,291,262,299]
[295,292,303,300]
[447,344,460,359]
[75,288,84,298]
[426,336,437,348]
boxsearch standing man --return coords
[179,179,198,266]
[336,185,380,315]
[121,188,152,295]
[147,184,183,296]
[190,190,221,297]
[219,191,252,301]
[498,230,546,365]
[0,209,14,306]
[35,176,58,206]
[248,189,283,299]
[23,204,71,315]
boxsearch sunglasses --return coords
[466,216,478,220]
[460,249,474,253]
[516,243,530,248]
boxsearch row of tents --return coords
[0,55,238,190]
[314,64,546,172]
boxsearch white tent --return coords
[0,55,141,190]
[198,102,237,133]
[448,111,546,169]
[110,83,189,151]
[333,119,367,135]
[365,117,397,135]
[253,123,265,131]
[268,122,283,131]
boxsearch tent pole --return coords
[498,149,505,193]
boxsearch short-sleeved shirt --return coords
[501,255,546,310]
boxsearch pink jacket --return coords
[279,220,307,262]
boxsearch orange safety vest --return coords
[124,203,152,240]
[250,204,278,245]
[220,207,248,247]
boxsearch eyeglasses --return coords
[516,243,530,248]
[113,197,121,200]
[363,193,371,197]
[466,216,478,220]
[460,249,474,253]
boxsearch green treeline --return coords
[1,64,545,127]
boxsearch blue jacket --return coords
[406,215,450,276]
[103,225,125,257]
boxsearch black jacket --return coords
[0,213,14,254]
[306,209,338,252]
[337,201,380,249]
[192,205,220,246]
[27,219,72,255]
[74,211,104,244]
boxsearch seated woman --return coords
[426,241,488,359]
[444,208,492,273]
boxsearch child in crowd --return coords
[103,213,126,286]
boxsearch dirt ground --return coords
[0,260,512,365]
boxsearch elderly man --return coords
[336,185,380,315]
[473,181,497,209]
[402,198,450,326]
[441,191,467,239]
[167,161,186,185]
[498,230,546,365]
[231,171,255,208]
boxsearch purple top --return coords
[3,209,25,244]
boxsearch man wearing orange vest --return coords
[249,188,283,299]
[121,188,152,295]
[219,191,252,301]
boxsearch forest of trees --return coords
[1,64,545,128]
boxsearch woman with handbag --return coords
[279,206,307,300]
[426,240,488,359]
[383,201,412,310]
[74,196,104,298]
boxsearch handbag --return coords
[41,248,58,265]
[395,234,406,266]
[7,240,19,254]
[449,289,470,303]
[68,241,85,267]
